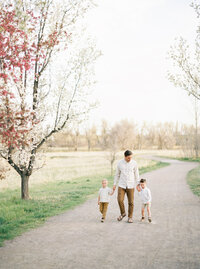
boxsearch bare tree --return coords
[111,119,137,150]
[98,119,110,150]
[106,128,119,176]
[155,122,176,150]
[193,96,200,157]
[84,124,98,151]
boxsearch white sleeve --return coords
[134,162,140,185]
[148,189,152,202]
[114,163,120,185]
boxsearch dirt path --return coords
[0,158,200,269]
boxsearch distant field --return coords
[0,150,177,191]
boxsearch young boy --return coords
[98,179,114,222]
[137,178,152,223]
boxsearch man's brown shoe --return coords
[117,213,126,221]
[128,218,133,223]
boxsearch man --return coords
[113,150,139,223]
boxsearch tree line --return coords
[45,119,200,158]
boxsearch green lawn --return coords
[175,157,200,162]
[187,166,200,197]
[0,161,169,247]
[158,155,200,163]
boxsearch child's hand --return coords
[136,184,141,192]
[98,201,100,205]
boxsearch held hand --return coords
[136,184,141,192]
[98,201,100,205]
[113,185,116,191]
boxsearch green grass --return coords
[187,166,200,197]
[177,157,200,162]
[139,161,169,174]
[158,155,200,162]
[0,161,169,247]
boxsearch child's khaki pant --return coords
[99,202,109,219]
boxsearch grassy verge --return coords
[158,155,200,162]
[187,166,200,197]
[177,157,200,162]
[139,161,169,174]
[0,161,169,247]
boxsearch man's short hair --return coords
[140,178,146,183]
[124,150,133,157]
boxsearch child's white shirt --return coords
[139,187,152,204]
[99,187,112,202]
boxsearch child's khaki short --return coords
[142,202,151,209]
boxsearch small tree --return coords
[84,124,98,151]
[105,127,119,176]
[98,119,110,150]
[111,119,137,150]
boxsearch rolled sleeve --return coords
[114,164,120,186]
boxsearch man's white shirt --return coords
[114,159,140,189]
[139,187,152,204]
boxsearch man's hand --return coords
[110,190,114,196]
[113,185,116,191]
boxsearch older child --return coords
[98,179,114,222]
[137,178,152,223]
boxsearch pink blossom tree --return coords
[0,0,99,199]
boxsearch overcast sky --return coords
[84,0,198,127]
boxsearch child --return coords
[98,179,114,222]
[137,178,152,223]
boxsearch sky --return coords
[84,0,199,127]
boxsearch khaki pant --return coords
[99,202,109,219]
[118,187,134,218]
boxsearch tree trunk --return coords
[111,160,114,176]
[194,97,199,158]
[21,173,30,200]
[87,139,91,151]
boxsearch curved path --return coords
[0,158,200,269]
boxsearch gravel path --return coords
[0,158,200,269]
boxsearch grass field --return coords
[0,158,169,247]
[187,166,200,197]
[0,150,171,190]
